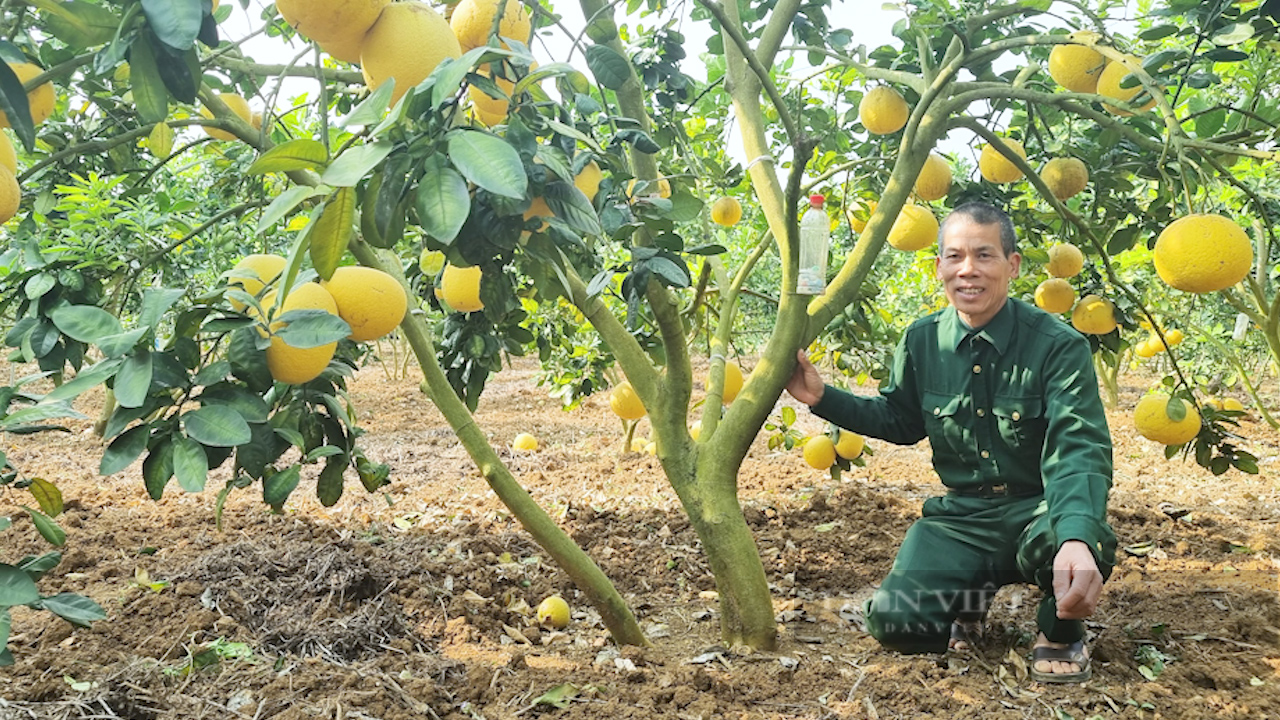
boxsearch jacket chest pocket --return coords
[923,391,970,454]
[993,395,1045,447]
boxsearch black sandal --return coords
[1028,638,1092,683]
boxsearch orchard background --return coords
[0,0,1277,717]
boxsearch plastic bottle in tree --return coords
[798,194,830,295]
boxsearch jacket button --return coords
[980,450,990,459]
[972,365,982,374]
[933,407,941,416]
[976,408,985,417]
[1012,411,1021,421]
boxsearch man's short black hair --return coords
[938,202,1018,257]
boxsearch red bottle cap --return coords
[809,194,824,207]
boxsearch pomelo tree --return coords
[1,0,1277,654]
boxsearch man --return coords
[786,202,1116,683]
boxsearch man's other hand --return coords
[1053,540,1103,620]
[786,350,825,406]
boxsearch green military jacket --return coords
[811,297,1113,552]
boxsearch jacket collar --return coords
[940,298,1016,354]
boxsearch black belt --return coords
[948,483,1043,499]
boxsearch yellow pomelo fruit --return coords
[200,93,254,141]
[834,430,865,460]
[468,70,514,123]
[1097,55,1157,116]
[227,254,287,311]
[711,197,742,227]
[1048,43,1107,93]
[644,441,657,455]
[859,85,909,135]
[0,165,20,225]
[1133,394,1200,446]
[513,432,539,451]
[321,266,407,342]
[0,131,16,175]
[0,62,55,128]
[1033,277,1076,314]
[1221,398,1244,413]
[630,436,649,453]
[536,595,570,629]
[419,249,446,275]
[847,201,876,233]
[1154,214,1253,293]
[360,2,462,108]
[689,420,702,441]
[1041,157,1089,200]
[609,381,646,420]
[450,0,532,52]
[709,360,744,404]
[887,203,939,252]
[276,0,389,43]
[1164,328,1184,346]
[265,283,340,385]
[1133,337,1159,358]
[626,177,671,200]
[440,264,484,313]
[979,139,1027,184]
[523,196,553,231]
[803,435,836,470]
[1045,242,1085,278]
[914,153,952,202]
[318,31,368,65]
[574,160,603,200]
[1070,294,1117,335]
[1203,397,1223,411]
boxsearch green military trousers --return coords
[864,493,1117,654]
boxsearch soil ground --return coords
[1,355,1278,719]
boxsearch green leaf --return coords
[263,465,301,512]
[43,359,123,403]
[533,683,580,709]
[38,593,106,628]
[142,436,174,499]
[141,0,202,51]
[182,406,252,447]
[50,305,123,344]
[446,130,528,199]
[1210,22,1254,46]
[543,181,601,236]
[341,80,395,128]
[100,424,149,475]
[432,47,494,107]
[247,139,329,175]
[114,350,153,409]
[148,121,174,157]
[0,401,86,430]
[1165,396,1187,423]
[320,141,393,187]
[197,385,269,424]
[274,310,351,348]
[18,552,61,581]
[0,58,36,152]
[96,328,148,358]
[172,436,208,492]
[414,155,471,244]
[23,506,65,547]
[41,1,120,47]
[139,288,186,330]
[585,44,630,89]
[128,34,170,124]
[0,566,40,606]
[258,185,326,233]
[28,478,62,517]
[24,273,56,300]
[316,454,347,507]
[310,187,357,281]
[1137,24,1178,41]
[1195,108,1226,137]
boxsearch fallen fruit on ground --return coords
[1154,214,1253,293]
[227,254,287,312]
[1097,55,1158,115]
[265,283,341,385]
[1041,157,1089,200]
[1047,41,1107,93]
[1045,242,1085,278]
[440,264,484,313]
[360,2,462,108]
[1034,278,1076,314]
[887,203,939,251]
[1133,394,1200,446]
[803,435,836,470]
[979,139,1027,184]
[609,381,646,420]
[321,266,408,342]
[834,431,865,460]
[859,85,909,135]
[512,433,538,451]
[536,595,570,629]
[913,154,952,202]
[1071,294,1117,335]
[711,197,743,227]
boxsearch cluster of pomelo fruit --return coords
[802,429,865,471]
[226,254,407,385]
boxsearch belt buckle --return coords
[990,483,1008,497]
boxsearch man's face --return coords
[935,217,1022,329]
